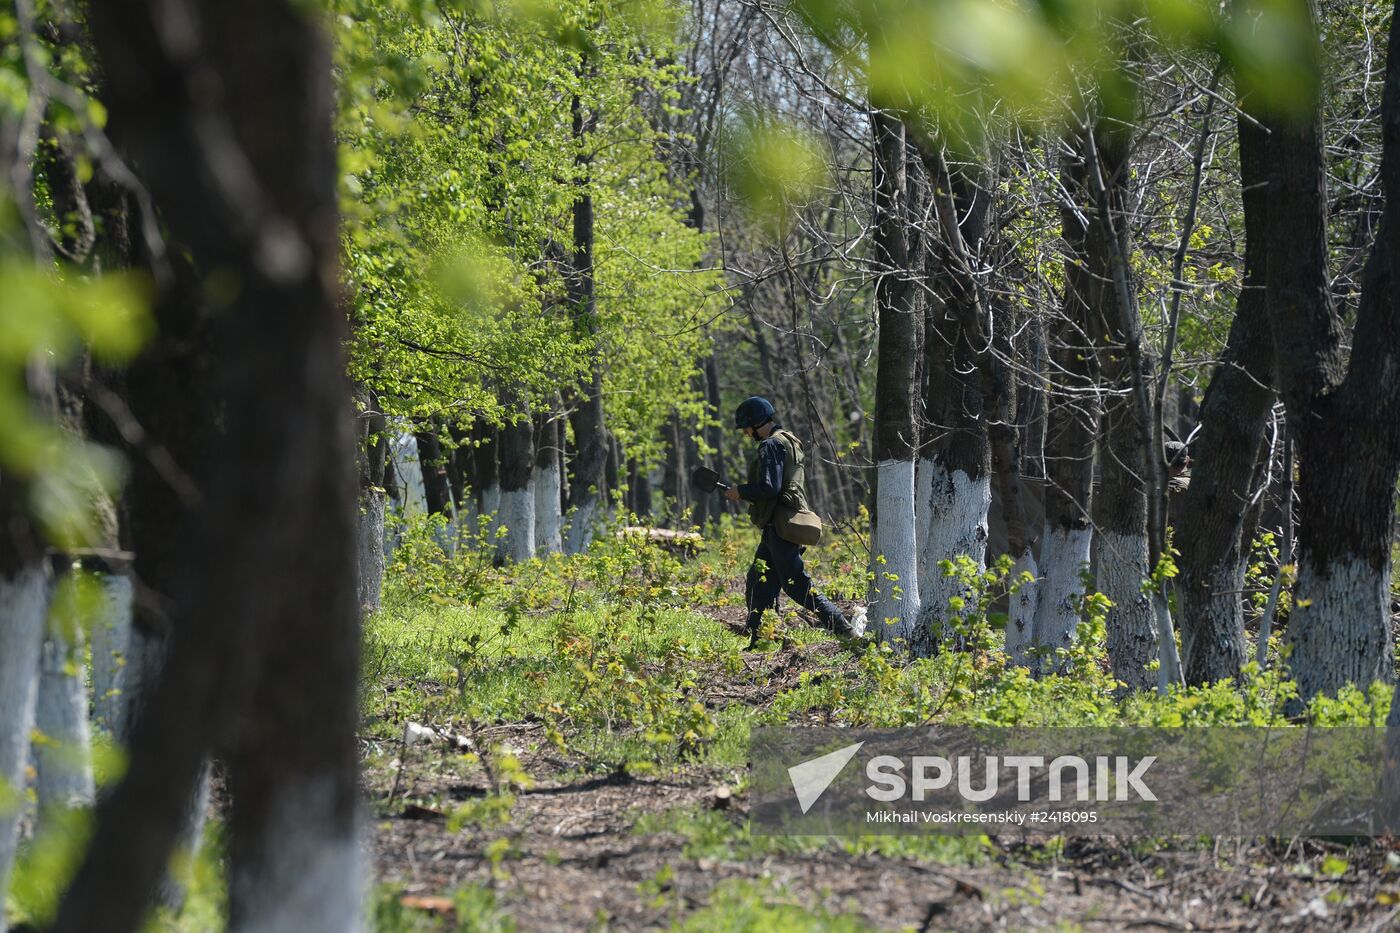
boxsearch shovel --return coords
[691,466,730,493]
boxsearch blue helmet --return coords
[734,396,775,429]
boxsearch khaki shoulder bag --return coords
[771,430,823,546]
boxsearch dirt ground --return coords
[364,619,1400,932]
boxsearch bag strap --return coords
[770,430,805,509]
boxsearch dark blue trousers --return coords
[745,525,850,635]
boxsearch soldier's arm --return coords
[736,440,785,501]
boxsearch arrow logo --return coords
[788,741,864,814]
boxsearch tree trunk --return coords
[356,389,387,613]
[565,86,607,555]
[1260,3,1400,701]
[986,294,1038,660]
[91,571,134,734]
[1073,115,1160,691]
[474,420,501,540]
[606,432,623,512]
[869,110,923,647]
[702,352,726,528]
[415,428,453,519]
[34,568,97,815]
[917,301,992,653]
[56,1,361,928]
[1177,115,1276,685]
[628,456,654,519]
[910,137,1004,656]
[498,416,536,563]
[1031,146,1101,671]
[0,484,48,930]
[533,413,564,554]
[662,414,687,527]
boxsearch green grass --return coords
[366,515,1394,784]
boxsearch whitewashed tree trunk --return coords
[534,461,563,554]
[869,111,923,651]
[1287,558,1394,701]
[34,620,96,814]
[90,573,133,734]
[564,496,600,556]
[482,483,501,528]
[871,459,922,644]
[0,564,48,928]
[1031,526,1094,670]
[228,776,362,933]
[498,485,535,564]
[914,456,941,602]
[1003,548,1039,666]
[1097,529,1158,690]
[916,468,991,652]
[356,489,386,613]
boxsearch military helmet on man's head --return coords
[734,396,775,430]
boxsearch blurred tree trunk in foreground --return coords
[54,1,361,930]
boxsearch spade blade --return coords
[691,466,726,492]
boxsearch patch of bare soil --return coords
[363,623,1400,931]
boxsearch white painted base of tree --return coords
[565,495,600,556]
[871,459,921,650]
[914,457,942,602]
[498,485,536,564]
[916,469,990,654]
[1003,548,1039,667]
[482,484,501,526]
[34,627,95,814]
[0,565,48,923]
[91,573,133,734]
[356,490,386,614]
[533,464,563,555]
[1032,526,1093,673]
[1098,530,1157,690]
[1287,556,1394,701]
[399,434,428,515]
[228,777,362,933]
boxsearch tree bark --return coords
[1176,115,1276,685]
[1259,2,1400,701]
[34,565,97,815]
[565,86,607,555]
[91,571,134,734]
[662,413,687,527]
[0,482,48,932]
[1031,144,1101,671]
[702,352,726,527]
[533,412,564,554]
[1074,114,1160,691]
[56,2,361,929]
[474,420,501,540]
[869,110,923,648]
[414,427,453,519]
[445,421,475,536]
[498,415,536,563]
[355,389,388,613]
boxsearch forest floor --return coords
[358,524,1400,932]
